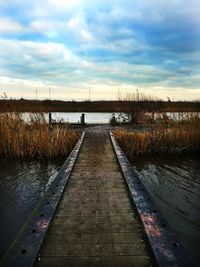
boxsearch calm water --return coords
[0,158,64,258]
[52,112,119,123]
[133,154,200,263]
[24,112,119,124]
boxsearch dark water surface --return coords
[0,158,64,259]
[133,154,200,264]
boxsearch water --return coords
[0,158,64,258]
[53,112,119,124]
[133,154,200,263]
[24,112,119,124]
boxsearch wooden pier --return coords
[1,126,192,267]
[35,131,152,267]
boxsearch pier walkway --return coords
[35,130,152,267]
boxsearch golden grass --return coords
[114,116,200,156]
[0,113,80,159]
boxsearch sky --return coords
[0,0,200,101]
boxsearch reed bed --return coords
[114,115,200,157]
[0,113,80,159]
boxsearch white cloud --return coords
[0,76,44,87]
[29,20,53,33]
[0,17,23,33]
[67,16,83,30]
[0,39,83,84]
[67,15,95,42]
[80,29,94,41]
[0,39,73,60]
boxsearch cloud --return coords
[29,20,53,33]
[0,0,199,100]
[67,15,95,43]
[79,29,94,41]
[0,39,82,83]
[0,17,23,33]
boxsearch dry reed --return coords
[114,115,200,156]
[0,113,80,159]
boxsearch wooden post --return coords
[81,113,85,124]
[49,113,52,124]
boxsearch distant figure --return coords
[167,97,171,103]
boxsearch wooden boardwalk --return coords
[35,131,152,267]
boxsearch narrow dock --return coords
[35,131,152,267]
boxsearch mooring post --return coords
[81,113,85,124]
[49,112,52,124]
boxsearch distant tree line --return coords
[0,99,199,113]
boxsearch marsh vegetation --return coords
[114,112,200,156]
[0,113,80,159]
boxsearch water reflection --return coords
[133,154,200,263]
[0,158,64,258]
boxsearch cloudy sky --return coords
[0,0,200,100]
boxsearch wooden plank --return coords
[36,255,151,267]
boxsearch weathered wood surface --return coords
[35,131,152,267]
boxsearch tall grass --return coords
[0,113,80,159]
[114,115,200,156]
